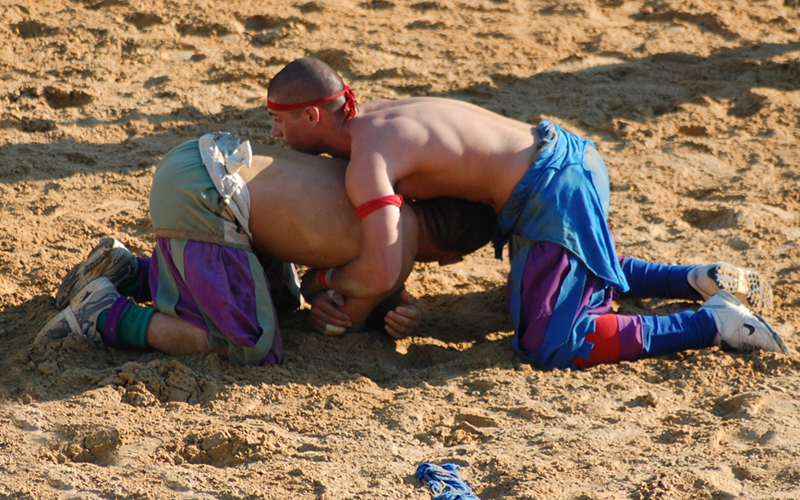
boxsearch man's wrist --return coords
[316,267,335,290]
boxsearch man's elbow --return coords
[361,268,400,296]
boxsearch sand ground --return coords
[1,0,800,498]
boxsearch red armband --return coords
[355,194,404,220]
[316,268,334,290]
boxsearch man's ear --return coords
[303,106,321,126]
[438,253,463,266]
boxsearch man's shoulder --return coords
[350,115,420,153]
[365,95,452,108]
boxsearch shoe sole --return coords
[35,309,74,344]
[40,278,118,347]
[711,263,773,311]
[55,238,120,309]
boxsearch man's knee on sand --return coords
[151,239,294,366]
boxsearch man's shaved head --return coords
[268,57,345,106]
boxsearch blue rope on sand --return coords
[416,463,481,500]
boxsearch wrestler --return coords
[266,57,789,370]
[37,134,498,365]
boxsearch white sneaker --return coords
[688,262,773,310]
[700,290,789,354]
[55,238,137,309]
[37,278,119,347]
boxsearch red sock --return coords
[573,314,621,370]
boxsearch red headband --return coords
[267,85,358,122]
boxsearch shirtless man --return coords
[37,134,497,365]
[266,57,789,370]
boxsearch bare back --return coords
[240,145,419,326]
[240,145,359,267]
[263,93,536,299]
[240,144,416,268]
[350,97,540,212]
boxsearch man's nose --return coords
[270,124,282,137]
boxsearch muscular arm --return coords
[302,217,416,318]
[324,148,405,298]
[304,255,409,326]
[302,201,420,335]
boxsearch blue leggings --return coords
[619,256,703,301]
[623,256,715,358]
[587,257,717,365]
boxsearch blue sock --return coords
[640,309,717,358]
[620,257,702,300]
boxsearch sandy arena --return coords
[1,1,800,498]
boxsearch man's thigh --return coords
[149,237,284,366]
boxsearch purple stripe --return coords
[150,239,209,331]
[515,241,614,357]
[148,246,158,301]
[103,296,132,348]
[617,315,643,362]
[516,243,572,354]
[149,238,283,365]
[134,256,152,303]
[183,240,261,347]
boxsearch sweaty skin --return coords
[270,96,541,297]
[348,98,540,208]
[238,144,420,325]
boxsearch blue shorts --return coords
[496,121,628,369]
